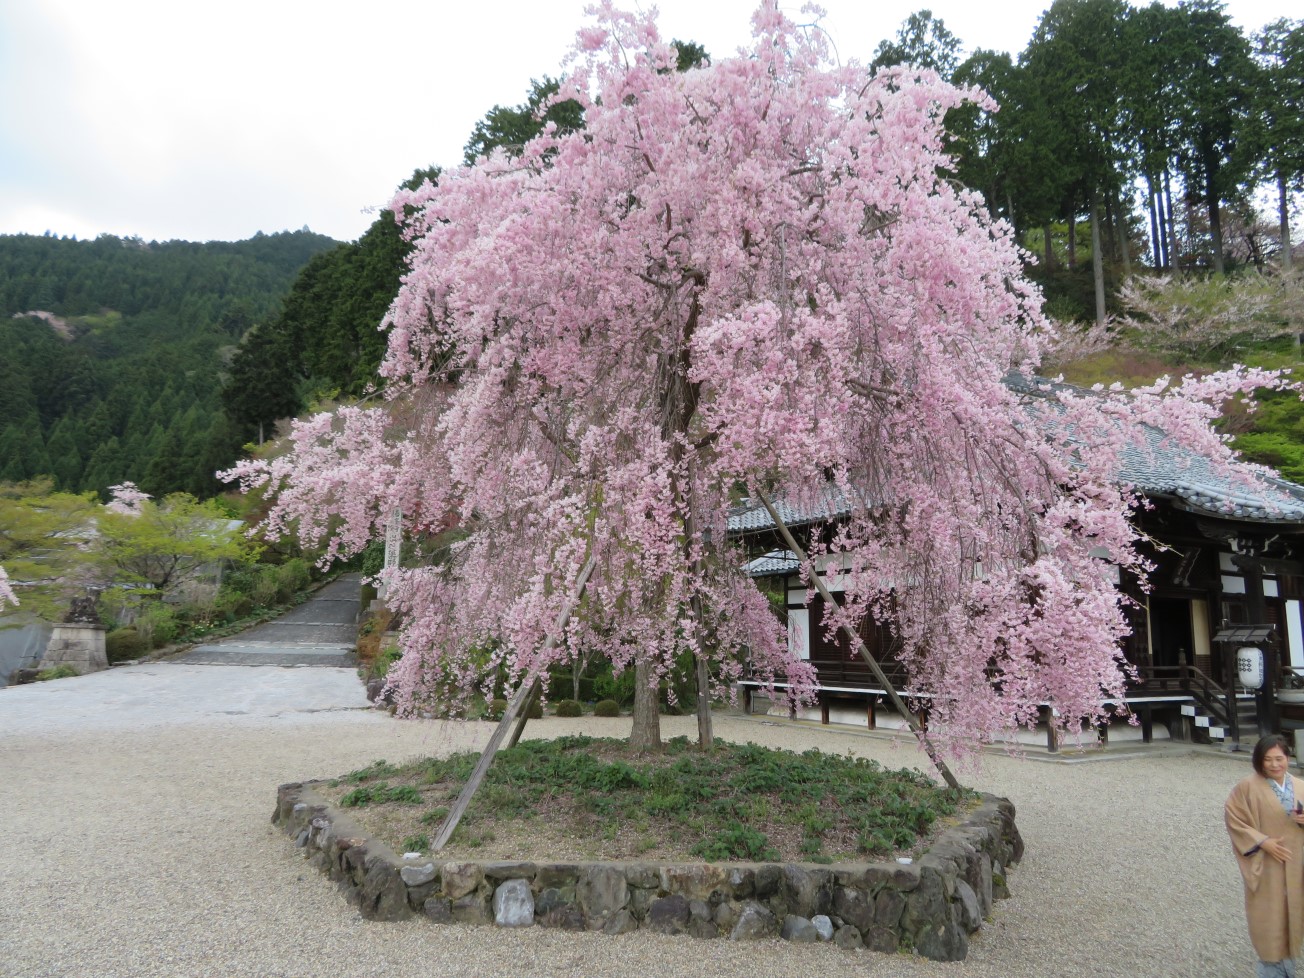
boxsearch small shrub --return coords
[594,699,620,717]
[691,825,779,862]
[138,602,180,648]
[274,558,312,601]
[526,698,543,720]
[35,664,79,681]
[554,699,583,717]
[402,834,430,853]
[105,627,146,663]
[592,667,636,706]
[485,698,508,721]
[340,786,375,807]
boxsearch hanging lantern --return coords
[1237,646,1265,690]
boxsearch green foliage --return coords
[402,834,430,853]
[485,698,508,721]
[340,760,399,784]
[97,492,252,599]
[338,782,422,807]
[34,664,79,681]
[690,825,779,862]
[0,230,336,493]
[593,699,620,717]
[135,601,180,648]
[554,699,583,717]
[525,697,544,720]
[592,666,636,706]
[339,737,969,863]
[0,478,100,619]
[105,626,146,663]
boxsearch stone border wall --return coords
[274,782,1022,962]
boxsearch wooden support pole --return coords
[431,555,596,852]
[507,680,540,749]
[755,490,962,791]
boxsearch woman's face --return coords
[1264,746,1291,780]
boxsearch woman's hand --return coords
[1262,836,1293,863]
[1293,809,1304,828]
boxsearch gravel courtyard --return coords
[0,663,1260,977]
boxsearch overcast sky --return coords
[0,0,1295,245]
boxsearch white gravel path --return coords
[0,663,1263,978]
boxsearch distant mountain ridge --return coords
[0,229,339,497]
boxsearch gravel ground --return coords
[0,664,1263,978]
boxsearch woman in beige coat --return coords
[1226,734,1304,978]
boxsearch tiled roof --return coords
[726,376,1304,533]
[743,549,800,577]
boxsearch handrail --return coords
[1132,661,1237,736]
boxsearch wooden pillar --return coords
[867,696,877,730]
[1046,706,1061,754]
[820,692,830,725]
[1140,704,1153,744]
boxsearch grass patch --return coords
[320,736,973,863]
[34,664,79,681]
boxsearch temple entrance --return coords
[1148,597,1194,671]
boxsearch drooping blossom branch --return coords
[226,0,1298,758]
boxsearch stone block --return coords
[913,905,968,962]
[729,901,778,941]
[754,864,783,898]
[624,863,660,889]
[646,894,691,936]
[864,923,898,954]
[874,886,907,930]
[688,918,719,939]
[450,892,491,926]
[725,866,755,899]
[831,886,874,933]
[577,865,629,920]
[493,879,535,927]
[863,862,921,893]
[484,861,536,882]
[781,866,833,918]
[833,925,863,950]
[423,897,453,924]
[661,864,724,900]
[954,880,982,933]
[400,861,437,887]
[360,862,412,921]
[442,862,484,900]
[811,914,834,941]
[603,909,639,935]
[781,915,819,943]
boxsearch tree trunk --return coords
[628,659,662,751]
[1067,211,1077,270]
[1090,192,1107,328]
[1204,158,1225,274]
[1115,190,1132,279]
[1043,224,1055,270]
[1280,170,1294,273]
[1163,168,1180,273]
[1145,173,1163,270]
[694,651,714,749]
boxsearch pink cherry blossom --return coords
[225,1,1297,759]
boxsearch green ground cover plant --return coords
[320,735,973,864]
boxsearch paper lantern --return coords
[1237,646,1265,690]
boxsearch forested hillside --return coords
[0,230,336,496]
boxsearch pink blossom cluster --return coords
[226,1,1295,757]
[104,482,150,516]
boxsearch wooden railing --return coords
[1131,656,1240,742]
